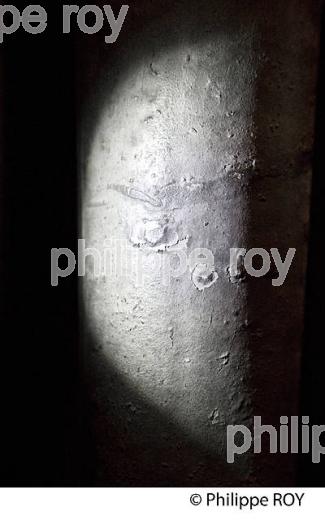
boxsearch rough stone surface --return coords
[80,0,321,485]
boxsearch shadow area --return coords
[240,1,324,486]
[81,327,244,487]
[299,5,325,486]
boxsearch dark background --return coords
[0,1,324,486]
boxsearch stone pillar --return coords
[79,0,321,485]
